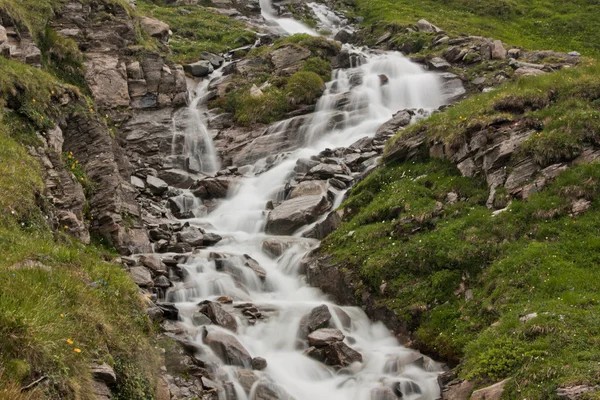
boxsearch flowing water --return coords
[163,4,448,399]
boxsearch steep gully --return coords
[149,3,455,399]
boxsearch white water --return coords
[164,4,447,399]
[259,0,318,36]
[171,76,221,175]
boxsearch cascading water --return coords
[163,3,449,399]
[171,76,221,176]
[258,0,317,36]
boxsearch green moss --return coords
[322,157,600,396]
[303,57,333,81]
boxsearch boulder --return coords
[192,312,213,326]
[308,328,345,347]
[252,357,268,370]
[236,369,259,393]
[514,67,547,77]
[244,254,267,281]
[441,380,475,400]
[253,381,294,400]
[491,40,507,59]
[334,28,355,44]
[91,363,116,386]
[140,16,170,42]
[289,180,328,199]
[184,60,214,77]
[146,175,168,195]
[200,51,225,68]
[177,226,204,247]
[417,19,443,33]
[294,158,320,173]
[140,254,166,273]
[0,26,7,45]
[265,195,330,235]
[84,53,130,108]
[204,329,252,367]
[375,109,413,138]
[270,45,311,70]
[300,304,332,335]
[309,163,345,178]
[192,176,234,199]
[306,341,362,367]
[129,266,153,287]
[302,210,342,240]
[199,301,238,331]
[427,57,451,70]
[471,379,510,400]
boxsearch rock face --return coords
[265,195,331,235]
[203,329,252,367]
[198,301,238,332]
[85,53,130,108]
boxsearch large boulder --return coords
[270,45,311,70]
[192,176,235,199]
[308,328,345,347]
[129,266,153,287]
[198,301,238,331]
[306,341,362,367]
[184,60,214,77]
[177,226,204,247]
[299,304,332,338]
[140,16,170,42]
[203,329,252,367]
[375,109,414,138]
[289,180,328,199]
[265,195,330,235]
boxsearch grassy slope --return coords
[0,2,160,398]
[137,0,257,64]
[345,0,600,57]
[322,62,600,398]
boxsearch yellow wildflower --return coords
[66,339,73,345]
[60,313,65,318]
[74,348,81,353]
[64,225,68,229]
[32,99,36,103]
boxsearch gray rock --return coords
[91,363,117,385]
[0,25,7,45]
[253,381,294,400]
[199,301,238,331]
[309,163,345,178]
[308,328,345,347]
[236,369,259,393]
[471,379,510,400]
[270,45,311,70]
[131,175,145,189]
[200,51,225,68]
[252,357,268,370]
[177,226,204,247]
[204,329,252,367]
[556,385,599,399]
[491,40,507,59]
[146,175,168,195]
[289,180,328,199]
[375,109,413,138]
[427,57,451,70]
[244,254,267,281]
[265,195,330,235]
[514,67,547,77]
[417,19,443,33]
[129,266,153,287]
[85,53,130,108]
[334,28,355,44]
[301,304,332,335]
[192,312,213,326]
[306,341,362,367]
[140,254,166,273]
[154,275,171,288]
[184,60,214,77]
[294,158,320,173]
[140,16,170,42]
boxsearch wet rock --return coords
[265,195,330,235]
[370,387,397,400]
[158,169,195,189]
[157,303,179,320]
[236,369,259,393]
[471,379,510,400]
[91,363,117,385]
[177,226,204,247]
[289,180,328,198]
[252,357,268,371]
[306,342,362,367]
[308,328,345,347]
[244,254,267,281]
[147,175,168,195]
[192,312,213,326]
[334,28,355,44]
[129,266,153,287]
[294,158,320,174]
[200,51,225,68]
[192,176,234,200]
[199,301,238,331]
[154,275,171,288]
[184,60,214,77]
[300,304,332,337]
[375,110,413,138]
[203,329,252,367]
[203,232,223,246]
[253,381,294,400]
[309,163,345,178]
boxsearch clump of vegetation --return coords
[286,71,325,105]
[387,60,600,166]
[137,0,256,64]
[303,57,333,81]
[323,153,600,397]
[346,0,600,57]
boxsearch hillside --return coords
[0,0,599,398]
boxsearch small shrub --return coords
[286,71,325,105]
[303,57,333,81]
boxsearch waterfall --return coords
[162,2,448,398]
[171,76,221,175]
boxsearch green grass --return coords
[346,0,600,57]
[137,0,256,64]
[386,60,600,167]
[322,159,600,397]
